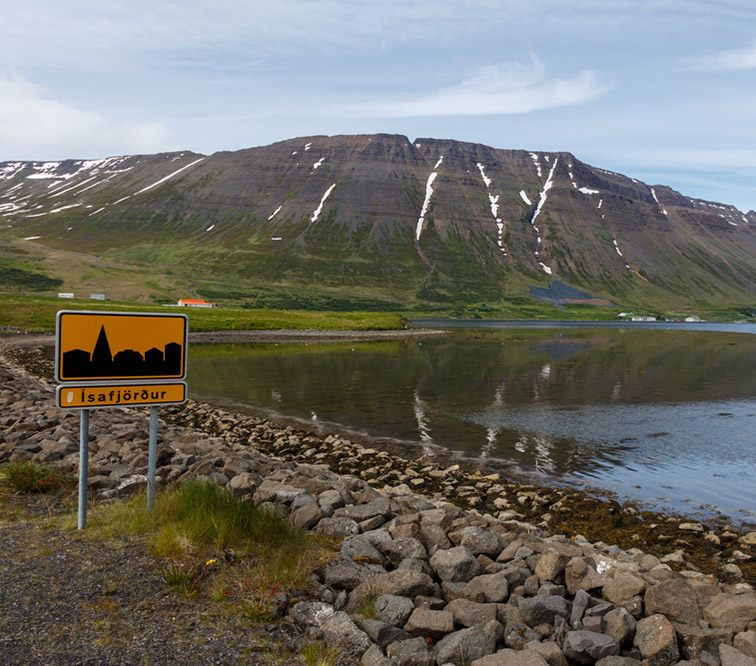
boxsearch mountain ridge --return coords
[1,134,755,310]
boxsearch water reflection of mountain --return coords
[187,330,756,518]
[63,326,182,378]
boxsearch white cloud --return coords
[343,58,610,118]
[687,40,756,71]
[0,72,175,160]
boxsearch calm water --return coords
[188,324,756,523]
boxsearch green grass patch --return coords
[1,461,70,494]
[0,292,406,332]
[88,479,334,609]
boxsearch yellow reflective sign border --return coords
[56,310,188,383]
[56,382,187,409]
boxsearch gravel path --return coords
[0,507,306,665]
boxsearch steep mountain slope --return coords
[1,134,755,309]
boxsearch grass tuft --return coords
[300,641,342,666]
[1,461,67,494]
[88,479,333,614]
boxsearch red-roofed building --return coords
[177,298,216,308]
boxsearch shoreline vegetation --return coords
[3,326,756,664]
[1,293,754,338]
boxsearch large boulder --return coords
[704,594,756,633]
[563,631,621,664]
[445,598,499,628]
[386,636,434,666]
[375,594,415,628]
[430,546,481,583]
[403,606,455,640]
[459,526,504,558]
[565,557,608,595]
[719,644,756,666]
[644,578,702,626]
[321,611,372,654]
[435,627,496,665]
[633,614,679,666]
[460,572,510,604]
[519,595,571,627]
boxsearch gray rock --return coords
[563,630,621,664]
[318,488,345,516]
[376,594,416,628]
[633,614,679,666]
[675,623,733,661]
[594,658,642,666]
[386,636,434,666]
[704,593,756,633]
[445,598,498,628]
[565,557,608,595]
[360,528,393,547]
[289,600,335,629]
[644,578,702,626]
[227,471,261,495]
[602,572,645,607]
[289,501,323,529]
[314,516,360,539]
[461,571,510,603]
[397,557,433,576]
[403,606,455,640]
[603,607,636,648]
[570,589,595,627]
[367,570,436,598]
[420,520,452,551]
[735,630,756,659]
[321,611,372,654]
[460,526,504,558]
[471,648,550,665]
[380,537,428,566]
[504,622,540,650]
[324,557,370,591]
[519,594,571,627]
[535,550,571,583]
[430,546,481,583]
[435,627,497,665]
[525,640,569,666]
[497,562,532,590]
[340,535,387,564]
[359,618,412,649]
[360,644,394,666]
[720,644,756,666]
[334,496,391,522]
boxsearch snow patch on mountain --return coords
[530,157,559,275]
[476,162,506,255]
[651,187,667,215]
[529,152,542,178]
[311,183,336,223]
[416,171,439,241]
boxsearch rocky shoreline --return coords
[2,334,756,666]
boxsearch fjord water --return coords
[189,325,756,523]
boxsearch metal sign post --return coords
[54,310,188,529]
[78,409,89,529]
[147,406,158,511]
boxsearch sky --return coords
[1,0,756,212]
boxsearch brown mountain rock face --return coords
[1,134,755,307]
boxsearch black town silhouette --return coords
[62,326,182,378]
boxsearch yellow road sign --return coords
[56,311,188,382]
[56,382,187,409]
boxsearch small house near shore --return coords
[177,298,216,308]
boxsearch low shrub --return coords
[1,461,65,493]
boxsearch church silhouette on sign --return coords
[62,326,182,378]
